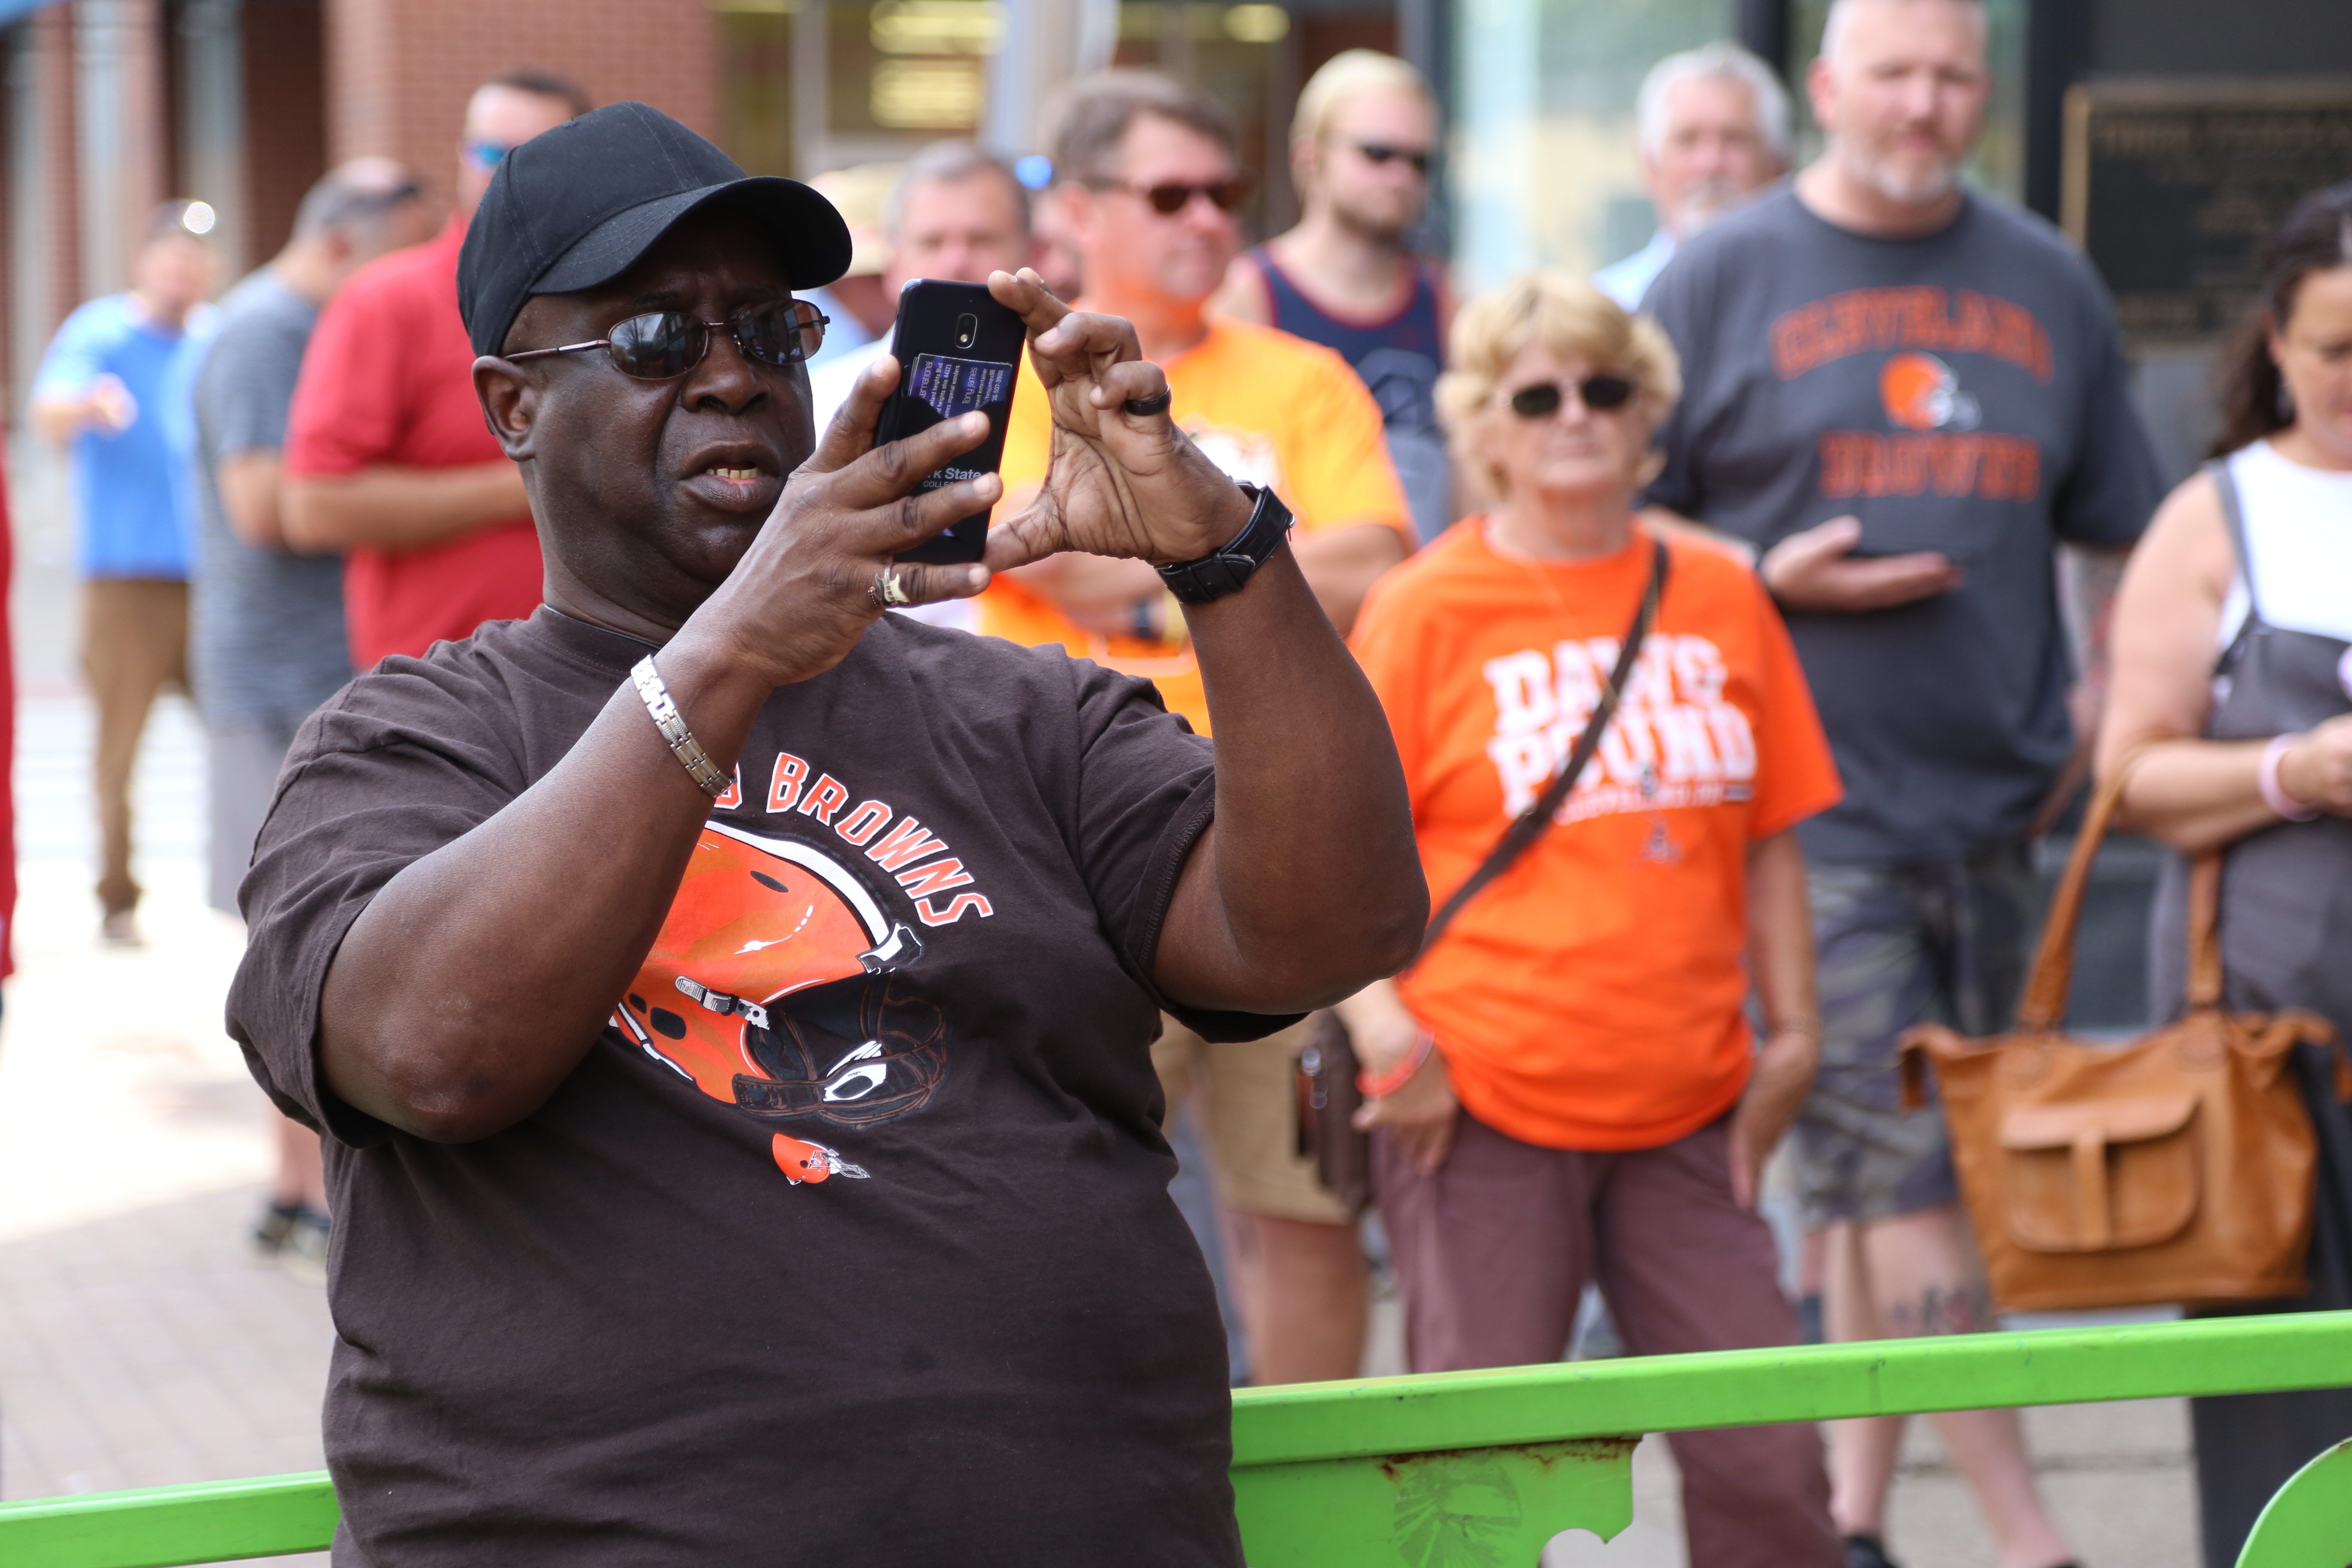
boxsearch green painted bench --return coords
[4,1312,2348,1567]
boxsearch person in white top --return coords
[808,143,1036,430]
[807,144,1036,631]
[2098,180,2352,1568]
[1592,42,1792,310]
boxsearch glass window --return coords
[1452,0,1738,291]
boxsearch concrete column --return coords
[12,4,79,394]
[74,0,167,297]
[177,0,248,277]
[789,0,826,178]
[981,0,1118,162]
[1450,0,1539,291]
[8,25,52,412]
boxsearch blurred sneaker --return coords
[99,910,143,946]
[1846,1536,1901,1568]
[279,1206,331,1286]
[251,1199,305,1256]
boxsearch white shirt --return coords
[1592,229,1677,311]
[808,336,893,434]
[2219,438,2352,647]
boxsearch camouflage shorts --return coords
[1789,842,2036,1230]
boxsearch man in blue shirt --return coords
[33,200,219,943]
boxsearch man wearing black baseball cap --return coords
[228,101,1423,1562]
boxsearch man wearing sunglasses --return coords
[281,69,588,671]
[985,69,1414,1393]
[226,100,1422,1563]
[1216,49,1454,543]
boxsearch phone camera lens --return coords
[955,313,978,349]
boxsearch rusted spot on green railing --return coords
[1235,1436,1639,1567]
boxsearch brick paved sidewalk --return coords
[0,686,2199,1566]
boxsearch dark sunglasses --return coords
[1355,142,1432,176]
[506,300,830,380]
[1507,374,1639,419]
[1102,174,1254,215]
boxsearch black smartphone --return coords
[875,280,1026,565]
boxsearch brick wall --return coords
[325,0,716,223]
[239,0,325,261]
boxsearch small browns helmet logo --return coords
[1879,351,1979,432]
[612,823,946,1182]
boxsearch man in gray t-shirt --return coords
[1640,3,2159,1565]
[190,159,423,1271]
[191,162,424,916]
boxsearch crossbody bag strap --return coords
[1417,533,1672,960]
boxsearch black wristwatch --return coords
[1156,483,1294,605]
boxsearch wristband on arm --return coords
[2260,734,2320,823]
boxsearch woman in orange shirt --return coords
[1340,274,1844,1568]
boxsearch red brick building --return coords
[0,0,1403,420]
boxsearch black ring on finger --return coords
[1122,388,1173,418]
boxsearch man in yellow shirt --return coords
[987,70,1412,1385]
[989,70,1410,736]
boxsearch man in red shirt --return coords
[282,70,588,667]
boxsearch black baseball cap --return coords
[457,101,852,358]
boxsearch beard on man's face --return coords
[1834,133,1964,207]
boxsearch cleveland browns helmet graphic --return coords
[1879,351,1980,432]
[611,823,946,1182]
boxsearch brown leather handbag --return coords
[1900,768,2347,1312]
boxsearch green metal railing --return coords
[3,1312,2349,1567]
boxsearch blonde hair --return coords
[1289,50,1433,150]
[1437,273,1681,495]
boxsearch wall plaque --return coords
[2064,80,2352,342]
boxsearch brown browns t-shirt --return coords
[229,606,1268,1566]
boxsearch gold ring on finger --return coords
[870,567,913,607]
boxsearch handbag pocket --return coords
[1997,1093,2199,1253]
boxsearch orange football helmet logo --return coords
[1879,351,1979,432]
[612,824,946,1178]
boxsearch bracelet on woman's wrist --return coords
[1357,1030,1435,1099]
[2259,734,2321,822]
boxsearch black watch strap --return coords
[1156,484,1293,604]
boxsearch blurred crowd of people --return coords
[13,0,2352,1561]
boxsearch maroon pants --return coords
[1376,1111,1840,1568]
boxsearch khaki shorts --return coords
[1153,1014,1352,1226]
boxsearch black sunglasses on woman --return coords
[1507,374,1638,419]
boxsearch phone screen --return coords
[876,282,1025,566]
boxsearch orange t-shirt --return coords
[1350,521,1842,1151]
[981,316,1411,733]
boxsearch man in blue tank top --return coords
[1215,50,1452,543]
